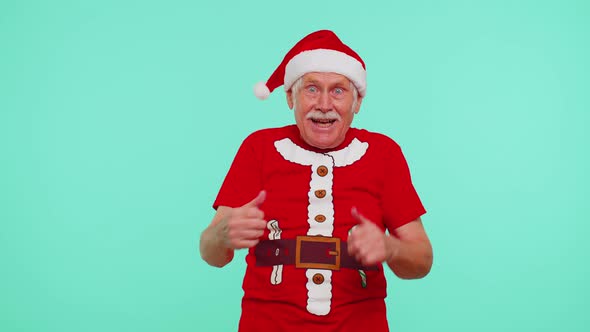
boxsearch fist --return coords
[347,207,396,266]
[220,191,267,249]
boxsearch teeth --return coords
[311,119,335,128]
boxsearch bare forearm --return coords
[199,222,234,268]
[200,199,267,268]
[386,236,433,279]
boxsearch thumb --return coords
[244,190,266,208]
[351,206,370,224]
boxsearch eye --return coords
[306,86,318,93]
[333,87,344,95]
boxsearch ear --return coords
[354,95,363,114]
[286,90,294,110]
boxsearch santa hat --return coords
[253,30,366,100]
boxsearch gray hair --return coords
[290,76,359,111]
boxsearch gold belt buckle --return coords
[295,235,341,270]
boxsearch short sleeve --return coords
[213,133,264,209]
[381,139,426,230]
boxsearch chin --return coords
[298,123,345,149]
[308,137,341,149]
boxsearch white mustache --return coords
[305,110,341,121]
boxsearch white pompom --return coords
[253,81,270,100]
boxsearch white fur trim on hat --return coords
[253,81,271,100]
[284,49,367,96]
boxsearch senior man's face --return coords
[287,72,362,149]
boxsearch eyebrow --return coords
[303,79,320,85]
[303,79,349,87]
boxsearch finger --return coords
[227,217,265,234]
[365,251,387,266]
[362,256,376,266]
[244,207,264,219]
[239,229,265,240]
[349,239,366,260]
[356,243,378,265]
[351,206,370,225]
[247,218,267,230]
[354,250,365,264]
[244,190,266,208]
[232,239,260,249]
[347,238,357,255]
[347,227,367,257]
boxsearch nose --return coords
[317,91,332,112]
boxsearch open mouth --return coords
[311,118,337,128]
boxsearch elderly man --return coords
[200,30,433,332]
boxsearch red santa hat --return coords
[253,30,367,100]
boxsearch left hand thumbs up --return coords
[347,207,391,266]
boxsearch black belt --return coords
[255,235,379,271]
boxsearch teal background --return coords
[1,0,589,331]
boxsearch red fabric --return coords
[213,125,426,331]
[239,298,388,332]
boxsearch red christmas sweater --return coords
[213,125,426,332]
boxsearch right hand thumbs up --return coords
[244,190,266,208]
[222,190,268,249]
